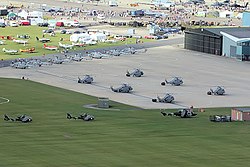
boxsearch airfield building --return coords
[184,27,250,61]
[231,108,250,121]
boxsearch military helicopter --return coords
[161,77,183,86]
[161,108,197,118]
[47,56,64,64]
[16,114,32,123]
[4,114,32,123]
[10,61,28,69]
[110,83,133,93]
[152,93,174,103]
[126,69,144,77]
[69,53,85,62]
[78,113,95,121]
[67,113,94,121]
[207,86,225,95]
[78,75,94,84]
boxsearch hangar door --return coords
[185,31,222,55]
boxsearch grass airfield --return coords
[0,26,149,60]
[1,78,250,167]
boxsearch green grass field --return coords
[1,78,250,167]
[0,26,153,60]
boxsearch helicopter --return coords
[4,114,32,123]
[161,77,183,86]
[126,69,144,77]
[207,86,225,95]
[152,93,174,103]
[78,75,94,84]
[67,113,94,121]
[110,83,133,93]
[161,108,197,118]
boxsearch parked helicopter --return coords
[10,61,28,69]
[67,113,94,121]
[161,77,183,86]
[4,114,32,123]
[111,84,133,93]
[161,108,197,118]
[68,53,85,62]
[207,86,225,95]
[78,75,94,84]
[126,69,144,77]
[152,93,174,103]
[16,114,32,123]
[47,56,64,64]
[2,48,18,54]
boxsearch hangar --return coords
[184,27,250,61]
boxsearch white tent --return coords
[18,10,28,19]
[219,11,234,18]
[28,11,43,19]
[90,33,106,41]
[70,33,90,42]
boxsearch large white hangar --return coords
[184,27,250,61]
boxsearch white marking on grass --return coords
[0,97,10,105]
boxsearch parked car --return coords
[144,35,158,39]
[38,22,49,27]
[74,31,81,34]
[9,22,18,27]
[61,29,72,34]
[43,29,54,33]
[0,23,6,28]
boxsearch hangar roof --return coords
[205,27,250,38]
[233,108,250,112]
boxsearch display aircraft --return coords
[20,47,35,53]
[36,37,51,43]
[2,48,18,54]
[43,44,58,50]
[13,39,28,45]
[58,42,74,49]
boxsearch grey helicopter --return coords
[126,68,144,77]
[207,86,225,95]
[161,108,197,118]
[161,77,183,86]
[4,114,32,123]
[110,83,133,93]
[67,113,94,121]
[78,75,94,84]
[152,93,174,103]
[47,56,64,64]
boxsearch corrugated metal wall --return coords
[184,31,222,55]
